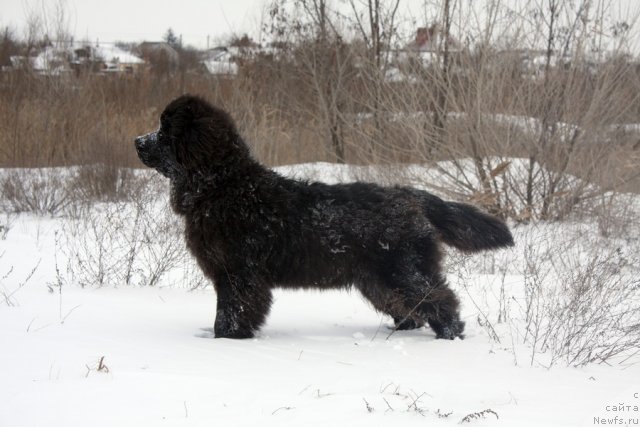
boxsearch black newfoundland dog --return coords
[135,95,513,340]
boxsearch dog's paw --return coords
[214,312,255,339]
[435,320,465,340]
[215,329,254,339]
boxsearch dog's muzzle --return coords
[135,131,158,152]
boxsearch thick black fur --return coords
[135,95,514,340]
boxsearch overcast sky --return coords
[1,0,266,47]
[2,0,640,52]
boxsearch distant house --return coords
[391,25,464,73]
[200,47,238,76]
[73,44,144,74]
[97,44,144,73]
[407,25,462,53]
[9,46,71,75]
[7,43,144,75]
[136,42,180,73]
[198,40,281,76]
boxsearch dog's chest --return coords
[183,194,283,266]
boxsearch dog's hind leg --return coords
[213,273,273,339]
[400,284,464,339]
[406,273,465,340]
[357,272,464,339]
[355,281,426,331]
[407,245,465,339]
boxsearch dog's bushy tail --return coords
[414,190,514,252]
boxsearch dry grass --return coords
[0,69,332,169]
[1,57,639,222]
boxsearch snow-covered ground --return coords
[1,163,638,427]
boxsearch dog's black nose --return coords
[135,131,158,151]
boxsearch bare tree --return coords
[267,0,356,162]
[347,0,401,160]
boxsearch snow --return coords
[202,59,238,75]
[355,110,631,144]
[1,163,639,426]
[92,44,144,65]
[31,47,68,75]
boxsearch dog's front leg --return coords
[213,273,272,339]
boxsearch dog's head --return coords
[135,95,247,178]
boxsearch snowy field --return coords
[1,163,638,427]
